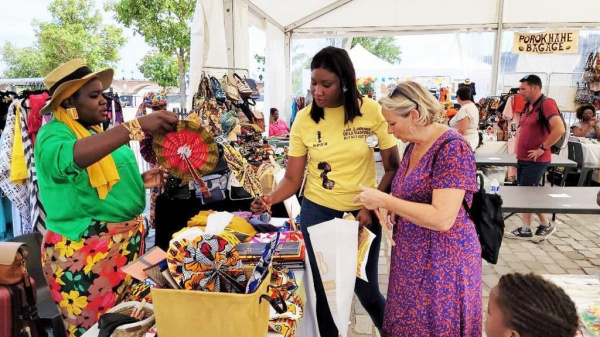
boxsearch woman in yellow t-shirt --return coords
[251,46,400,336]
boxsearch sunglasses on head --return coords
[390,87,420,112]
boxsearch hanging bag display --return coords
[221,75,241,101]
[233,73,253,99]
[193,74,224,137]
[583,52,596,82]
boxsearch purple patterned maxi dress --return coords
[383,130,482,336]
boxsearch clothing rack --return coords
[203,66,249,75]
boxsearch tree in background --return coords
[111,0,195,109]
[138,51,180,93]
[1,43,43,78]
[1,0,125,78]
[254,54,265,81]
[291,43,310,95]
[351,37,402,64]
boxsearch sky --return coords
[0,0,151,79]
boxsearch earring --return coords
[409,125,416,135]
[66,108,79,120]
[343,86,348,93]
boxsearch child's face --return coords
[485,286,517,337]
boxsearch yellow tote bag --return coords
[151,271,272,337]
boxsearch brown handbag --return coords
[251,109,265,131]
[0,242,27,285]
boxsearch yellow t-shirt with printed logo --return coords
[289,97,398,211]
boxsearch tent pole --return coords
[490,0,505,95]
[285,31,292,121]
[224,0,234,69]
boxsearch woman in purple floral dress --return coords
[354,81,481,336]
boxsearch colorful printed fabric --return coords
[168,234,246,292]
[41,217,145,337]
[246,232,279,294]
[220,141,263,197]
[384,130,481,336]
[267,267,304,337]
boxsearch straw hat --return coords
[41,58,114,115]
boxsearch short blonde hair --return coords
[378,81,443,126]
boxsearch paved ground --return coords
[348,212,600,336]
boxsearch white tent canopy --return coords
[348,43,402,78]
[191,0,600,120]
[246,0,600,35]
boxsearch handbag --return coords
[432,138,505,264]
[197,173,228,205]
[251,109,265,132]
[228,173,254,201]
[221,75,241,101]
[193,74,224,137]
[0,243,27,285]
[583,52,596,82]
[233,73,253,99]
[0,242,45,337]
[244,78,260,100]
[102,301,156,337]
[210,76,227,105]
[465,173,505,264]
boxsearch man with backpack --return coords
[505,74,566,240]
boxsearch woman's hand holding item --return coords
[353,184,389,210]
[250,194,272,213]
[138,110,179,135]
[355,207,372,228]
[142,166,167,189]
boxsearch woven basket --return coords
[107,301,155,337]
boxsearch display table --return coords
[498,186,600,214]
[578,138,600,168]
[475,153,577,168]
[475,140,508,154]
[268,137,290,148]
[82,217,317,337]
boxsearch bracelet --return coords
[123,119,145,141]
[539,144,547,151]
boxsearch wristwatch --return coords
[539,144,547,151]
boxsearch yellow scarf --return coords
[54,107,120,199]
[10,104,28,184]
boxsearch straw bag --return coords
[151,271,273,337]
[221,75,241,101]
[234,73,253,99]
[105,301,155,337]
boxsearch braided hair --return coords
[496,273,579,337]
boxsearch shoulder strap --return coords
[430,136,473,213]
